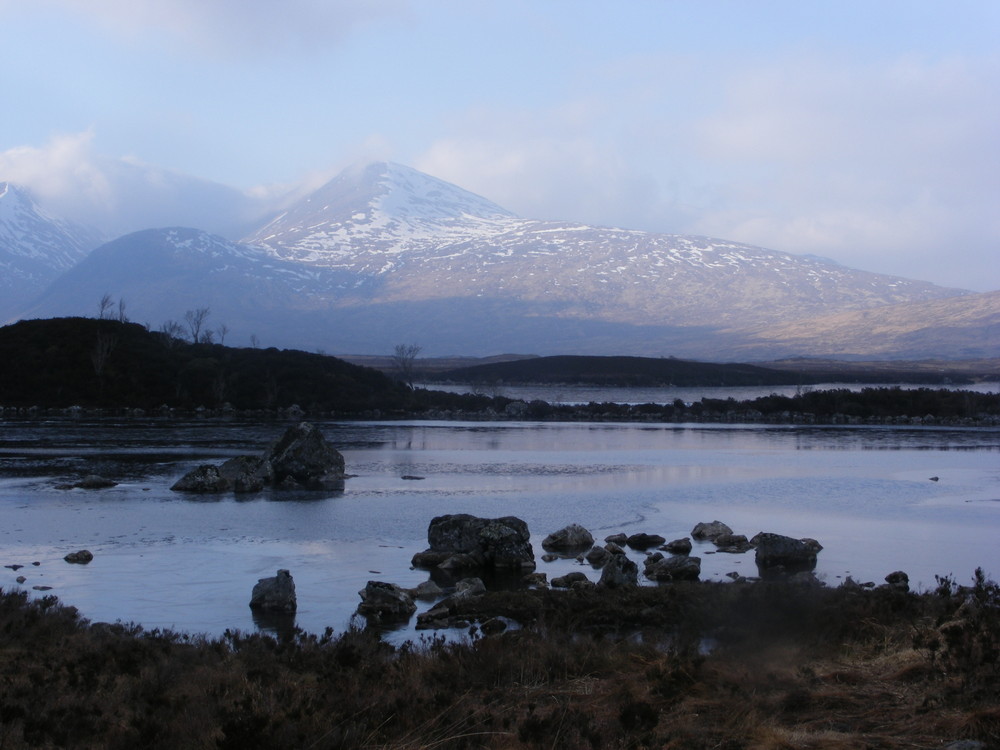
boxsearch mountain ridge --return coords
[4,162,996,359]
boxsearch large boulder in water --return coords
[411,514,535,572]
[751,532,822,576]
[265,422,345,488]
[249,569,297,613]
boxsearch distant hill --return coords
[0,317,409,412]
[431,354,811,387]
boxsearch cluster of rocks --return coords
[171,422,346,493]
[247,514,911,636]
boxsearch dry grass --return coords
[0,572,998,748]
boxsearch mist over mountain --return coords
[5,161,997,360]
[0,182,101,319]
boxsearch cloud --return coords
[416,51,1000,291]
[686,54,1000,288]
[5,0,409,58]
[0,132,270,239]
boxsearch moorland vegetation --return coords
[0,570,998,748]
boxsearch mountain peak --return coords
[244,162,516,256]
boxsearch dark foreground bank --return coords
[2,571,997,749]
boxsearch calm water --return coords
[1,414,998,642]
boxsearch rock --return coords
[604,541,625,556]
[408,580,444,600]
[714,533,752,553]
[401,475,425,480]
[751,533,821,576]
[542,523,594,551]
[219,455,272,493]
[15,576,26,584]
[453,578,487,600]
[885,570,910,592]
[585,546,611,567]
[64,550,94,564]
[5,564,23,571]
[626,533,666,549]
[412,514,535,572]
[170,464,230,493]
[32,585,53,591]
[74,475,117,489]
[691,520,733,541]
[416,606,451,630]
[598,552,638,588]
[523,572,548,587]
[552,572,590,588]
[661,537,692,555]
[265,422,345,489]
[249,569,297,613]
[357,581,416,620]
[479,617,507,635]
[645,555,701,582]
[604,533,628,545]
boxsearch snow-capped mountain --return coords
[244,162,964,329]
[9,162,996,358]
[0,182,101,319]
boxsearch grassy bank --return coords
[1,571,998,749]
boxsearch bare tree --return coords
[159,319,185,346]
[216,323,229,345]
[249,334,260,349]
[116,298,129,323]
[200,329,215,345]
[184,307,211,343]
[391,343,422,388]
[98,293,114,320]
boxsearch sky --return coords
[1,0,998,291]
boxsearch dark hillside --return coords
[0,317,409,412]
[433,354,810,387]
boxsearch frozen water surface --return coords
[0,415,997,642]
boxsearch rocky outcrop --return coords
[172,422,345,493]
[691,521,733,541]
[644,553,701,582]
[357,581,417,620]
[542,524,594,552]
[751,533,822,576]
[249,569,297,613]
[411,514,535,571]
[266,422,345,489]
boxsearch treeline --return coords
[0,317,410,413]
[1,318,997,424]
